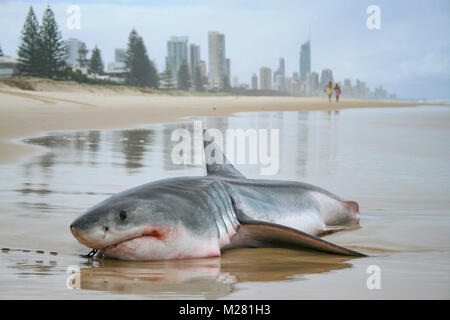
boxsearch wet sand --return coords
[0,86,436,165]
[0,87,449,299]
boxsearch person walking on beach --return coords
[334,83,341,103]
[325,81,333,102]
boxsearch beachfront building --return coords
[320,68,334,91]
[226,58,231,81]
[189,44,200,82]
[259,67,272,90]
[251,73,258,90]
[64,38,85,69]
[273,57,286,92]
[208,31,227,89]
[301,71,320,96]
[107,48,127,72]
[199,60,207,78]
[0,55,19,78]
[105,48,128,84]
[233,76,239,88]
[166,36,188,81]
[300,40,311,83]
[286,74,301,96]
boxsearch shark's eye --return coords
[119,210,127,220]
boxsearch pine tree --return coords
[39,6,67,78]
[221,75,231,92]
[125,28,159,88]
[194,65,205,91]
[177,60,191,90]
[90,46,104,74]
[159,66,176,90]
[0,44,3,56]
[17,6,41,75]
[77,42,89,68]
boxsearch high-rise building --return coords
[64,38,84,69]
[299,40,311,83]
[273,57,286,91]
[273,57,285,79]
[233,76,239,88]
[251,73,258,90]
[226,58,230,80]
[199,60,207,78]
[115,48,126,63]
[166,36,188,80]
[311,72,319,91]
[189,44,200,80]
[260,67,272,90]
[320,68,334,90]
[208,31,226,88]
[108,48,127,72]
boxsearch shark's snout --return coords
[70,214,109,249]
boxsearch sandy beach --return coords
[0,81,449,299]
[0,80,435,164]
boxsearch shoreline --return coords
[0,85,447,165]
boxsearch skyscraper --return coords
[107,48,127,72]
[299,40,311,83]
[189,44,200,80]
[251,73,258,90]
[273,57,286,91]
[260,67,272,90]
[208,31,226,88]
[64,38,84,69]
[273,57,285,79]
[166,36,188,80]
[115,48,126,63]
[199,60,207,78]
[320,68,334,90]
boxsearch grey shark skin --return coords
[70,131,365,260]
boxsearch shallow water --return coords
[0,106,449,299]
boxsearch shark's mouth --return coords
[101,230,164,251]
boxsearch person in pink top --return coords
[334,83,341,103]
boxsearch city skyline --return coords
[0,0,449,99]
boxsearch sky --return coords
[0,0,449,100]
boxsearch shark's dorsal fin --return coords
[203,129,246,179]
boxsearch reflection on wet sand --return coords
[78,248,354,298]
[1,107,449,299]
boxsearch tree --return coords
[39,6,67,78]
[77,42,89,68]
[177,60,191,90]
[0,44,3,56]
[89,46,104,74]
[159,66,176,90]
[194,65,205,91]
[221,75,231,92]
[17,6,41,75]
[125,28,159,88]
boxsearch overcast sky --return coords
[1,0,449,100]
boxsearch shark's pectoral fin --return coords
[318,226,356,236]
[234,221,366,257]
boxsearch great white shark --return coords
[70,130,365,260]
